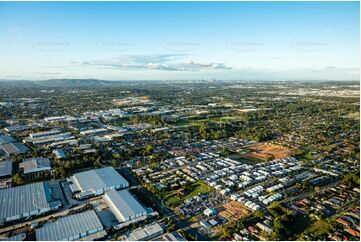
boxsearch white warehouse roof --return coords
[0,182,54,222]
[36,210,104,241]
[71,167,129,193]
[104,189,148,223]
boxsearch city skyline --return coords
[0,1,359,81]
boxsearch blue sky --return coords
[0,1,359,81]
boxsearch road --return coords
[282,180,341,206]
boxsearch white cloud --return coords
[75,54,232,72]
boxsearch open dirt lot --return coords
[245,143,293,160]
[218,201,249,222]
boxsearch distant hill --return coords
[0,80,43,88]
[34,79,118,87]
[0,79,169,88]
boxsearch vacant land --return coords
[218,201,250,222]
[245,143,293,160]
[344,112,360,120]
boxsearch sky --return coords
[0,1,359,81]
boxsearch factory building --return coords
[0,135,16,145]
[69,167,129,199]
[103,189,149,223]
[29,129,61,138]
[0,142,30,157]
[0,160,12,179]
[125,223,164,241]
[19,157,52,179]
[36,210,105,241]
[24,131,74,146]
[0,182,61,224]
[3,125,31,133]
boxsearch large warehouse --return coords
[0,142,30,157]
[36,210,105,241]
[104,189,149,223]
[0,182,61,224]
[69,167,129,199]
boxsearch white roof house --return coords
[204,207,217,217]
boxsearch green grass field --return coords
[164,181,213,206]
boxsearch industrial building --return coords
[125,223,163,241]
[0,135,16,145]
[52,149,66,159]
[0,160,12,179]
[23,131,74,146]
[3,125,31,133]
[0,142,30,157]
[103,189,148,223]
[36,210,105,241]
[0,232,26,241]
[0,182,61,224]
[19,157,52,179]
[80,128,108,136]
[29,129,61,138]
[69,167,129,199]
[161,231,187,241]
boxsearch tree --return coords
[314,186,320,193]
[13,173,25,185]
[342,171,360,187]
[254,210,265,220]
[143,144,154,156]
[111,159,120,167]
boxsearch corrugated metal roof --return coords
[72,167,129,192]
[0,142,30,156]
[36,210,103,241]
[19,157,51,174]
[0,232,26,241]
[0,182,51,221]
[0,135,16,145]
[126,223,163,241]
[104,189,147,222]
[0,160,12,177]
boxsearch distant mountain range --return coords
[0,79,358,88]
[36,79,120,87]
[0,79,126,88]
